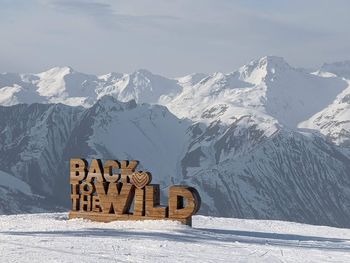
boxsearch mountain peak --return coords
[98,72,124,82]
[37,66,75,79]
[322,60,350,68]
[94,95,137,113]
[176,73,208,86]
[260,55,289,64]
[250,56,291,72]
[320,60,350,79]
[133,68,154,76]
[238,56,291,85]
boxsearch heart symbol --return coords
[131,172,152,189]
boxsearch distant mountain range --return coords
[1,56,350,227]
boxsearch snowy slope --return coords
[0,56,348,134]
[0,67,183,107]
[0,103,83,211]
[184,128,350,226]
[65,96,190,188]
[1,213,350,263]
[0,73,44,106]
[112,69,183,104]
[318,61,350,79]
[166,56,347,128]
[0,170,59,214]
[35,66,99,107]
[0,170,31,195]
[1,56,347,130]
[299,65,350,146]
[299,81,350,146]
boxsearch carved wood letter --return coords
[95,182,135,215]
[133,188,145,216]
[168,186,201,219]
[86,159,104,182]
[80,195,92,212]
[145,185,167,218]
[70,181,80,211]
[70,158,87,181]
[120,160,139,183]
[103,160,121,183]
[92,195,101,212]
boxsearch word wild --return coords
[69,159,201,226]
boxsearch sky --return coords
[1,0,350,77]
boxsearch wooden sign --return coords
[68,158,201,226]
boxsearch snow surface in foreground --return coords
[1,214,350,262]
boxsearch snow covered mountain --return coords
[299,82,350,146]
[318,60,350,79]
[0,67,183,107]
[1,56,348,129]
[1,56,350,227]
[299,61,350,146]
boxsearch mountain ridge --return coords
[1,56,350,227]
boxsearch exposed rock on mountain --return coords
[1,56,350,227]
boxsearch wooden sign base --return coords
[69,211,192,226]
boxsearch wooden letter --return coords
[95,182,135,215]
[71,194,80,211]
[86,159,104,182]
[92,195,101,212]
[70,181,80,211]
[168,186,201,219]
[145,185,167,218]
[133,188,145,216]
[71,181,80,195]
[80,182,95,195]
[103,160,120,183]
[79,182,94,212]
[120,160,139,183]
[80,194,92,212]
[70,158,87,181]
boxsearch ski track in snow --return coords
[1,213,350,262]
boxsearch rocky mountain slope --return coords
[1,56,350,227]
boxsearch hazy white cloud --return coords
[0,0,349,77]
[50,0,115,16]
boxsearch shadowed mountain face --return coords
[1,96,350,227]
[1,56,350,227]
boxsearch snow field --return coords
[1,213,350,262]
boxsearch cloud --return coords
[47,0,178,30]
[49,0,114,16]
[0,0,349,76]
